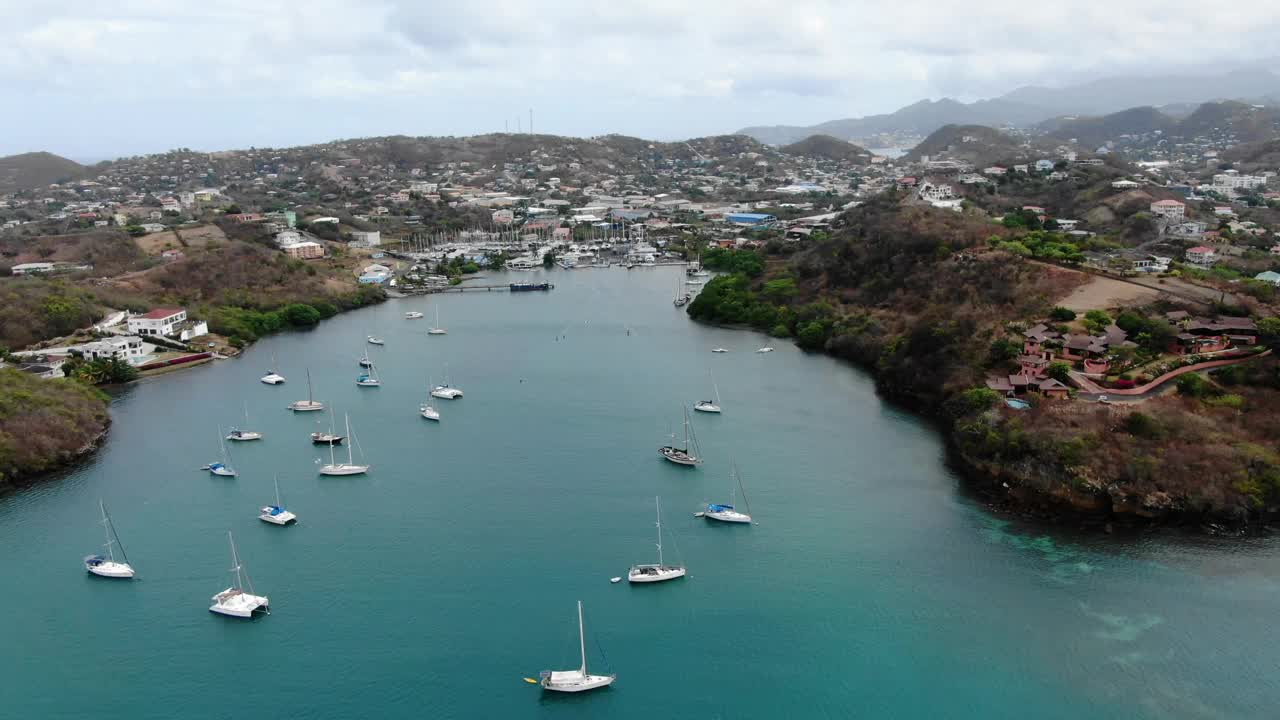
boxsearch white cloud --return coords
[2,0,1279,155]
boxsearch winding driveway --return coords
[1069,350,1271,402]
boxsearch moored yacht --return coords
[537,601,616,693]
[405,311,424,319]
[693,371,722,414]
[628,497,687,584]
[209,531,269,618]
[427,306,447,335]
[318,414,370,475]
[226,402,262,441]
[258,475,297,525]
[700,463,753,524]
[659,407,702,466]
[204,428,237,477]
[84,500,135,579]
[288,369,325,412]
[260,353,285,385]
[310,408,344,444]
[367,335,384,345]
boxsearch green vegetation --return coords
[0,368,109,485]
[700,248,765,277]
[993,230,1085,264]
[61,355,139,385]
[1049,307,1076,322]
[210,302,336,344]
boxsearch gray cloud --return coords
[2,0,1280,156]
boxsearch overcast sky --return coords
[4,0,1280,160]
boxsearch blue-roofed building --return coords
[725,212,777,226]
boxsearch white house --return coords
[1034,159,1055,171]
[1111,179,1140,189]
[349,230,381,247]
[127,308,188,337]
[1149,199,1185,222]
[79,336,150,364]
[10,262,56,275]
[1185,246,1217,265]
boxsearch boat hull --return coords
[541,674,616,693]
[260,375,285,385]
[226,432,262,441]
[430,388,463,399]
[659,447,700,466]
[628,565,687,583]
[259,509,297,525]
[319,464,369,476]
[704,510,751,523]
[693,403,721,413]
[209,590,269,618]
[86,561,135,578]
[420,408,440,421]
[310,433,344,445]
[289,401,325,412]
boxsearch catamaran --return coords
[427,306,447,335]
[288,369,325,412]
[226,401,263,441]
[694,371,722,414]
[699,463,753,524]
[356,361,381,387]
[628,497,687,583]
[319,414,369,475]
[536,601,616,693]
[84,500,135,579]
[204,428,237,477]
[260,353,285,385]
[259,474,297,525]
[209,531,269,618]
[420,377,440,421]
[659,407,702,466]
[431,365,463,399]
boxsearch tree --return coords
[1258,317,1280,351]
[1176,372,1211,398]
[762,277,798,303]
[987,338,1021,366]
[1049,306,1076,322]
[1083,310,1112,334]
[1047,361,1072,382]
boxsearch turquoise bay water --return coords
[3,268,1279,719]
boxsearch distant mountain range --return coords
[1046,100,1280,148]
[737,70,1280,146]
[0,152,86,194]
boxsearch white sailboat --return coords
[431,365,463,399]
[427,306,447,335]
[693,371,722,414]
[537,601,616,693]
[628,497,687,583]
[260,352,285,385]
[288,369,325,412]
[84,500,135,579]
[356,361,381,387]
[659,407,702,466]
[209,531,269,618]
[700,462,753,524]
[259,474,297,525]
[319,414,369,475]
[204,428,237,477]
[359,347,373,368]
[420,377,440,421]
[226,401,263,441]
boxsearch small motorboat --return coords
[367,336,384,345]
[405,311,424,319]
[609,577,622,584]
[756,347,774,353]
[711,348,729,353]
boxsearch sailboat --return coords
[84,500,135,579]
[431,365,463,399]
[227,401,263,441]
[537,601,616,693]
[673,277,690,307]
[420,377,440,421]
[319,414,369,475]
[427,306,447,335]
[693,371,722,414]
[209,531,269,618]
[628,497,687,583]
[310,406,345,445]
[260,352,285,385]
[259,474,297,525]
[204,427,237,477]
[356,361,381,387]
[359,347,373,368]
[659,407,702,466]
[288,369,325,412]
[699,462,753,524]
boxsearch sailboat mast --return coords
[345,414,354,465]
[655,496,663,566]
[274,474,282,507]
[228,531,243,590]
[306,369,314,403]
[100,500,114,562]
[577,600,587,674]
